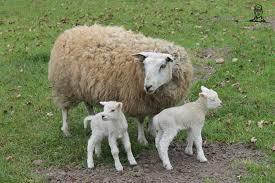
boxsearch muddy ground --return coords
[36,142,265,183]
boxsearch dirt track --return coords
[36,142,264,183]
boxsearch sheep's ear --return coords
[116,102,123,110]
[199,92,208,98]
[201,86,209,93]
[165,56,174,63]
[132,52,150,62]
[100,101,107,106]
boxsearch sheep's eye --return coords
[160,64,166,70]
[111,109,115,112]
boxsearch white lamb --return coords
[152,86,222,170]
[84,101,137,171]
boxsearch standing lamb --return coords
[152,86,222,170]
[48,24,193,145]
[84,101,137,171]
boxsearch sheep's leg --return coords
[159,129,177,170]
[155,130,164,159]
[61,108,71,136]
[193,127,207,162]
[85,102,94,115]
[137,117,148,145]
[108,136,123,171]
[87,135,97,168]
[185,128,194,156]
[95,138,102,157]
[122,132,137,166]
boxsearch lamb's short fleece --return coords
[84,101,137,171]
[152,86,222,170]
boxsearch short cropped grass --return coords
[0,0,274,182]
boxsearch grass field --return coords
[0,0,274,182]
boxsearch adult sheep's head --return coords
[133,52,174,94]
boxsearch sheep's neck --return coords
[196,97,208,114]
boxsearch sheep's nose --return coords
[102,115,105,119]
[145,85,152,92]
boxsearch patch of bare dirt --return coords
[192,63,215,82]
[192,47,231,82]
[196,48,231,60]
[36,143,265,183]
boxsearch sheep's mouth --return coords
[145,89,156,95]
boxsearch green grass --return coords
[0,0,274,182]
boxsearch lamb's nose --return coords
[102,115,105,119]
[145,85,152,91]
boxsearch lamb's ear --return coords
[201,86,209,93]
[100,101,107,106]
[116,102,123,110]
[132,52,150,62]
[199,92,208,98]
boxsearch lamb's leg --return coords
[87,135,97,168]
[159,129,177,170]
[155,130,164,158]
[193,127,207,162]
[61,108,70,136]
[85,102,94,115]
[95,138,102,157]
[185,128,194,156]
[108,136,123,171]
[122,132,137,166]
[137,117,148,145]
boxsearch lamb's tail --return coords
[149,115,160,137]
[83,116,93,129]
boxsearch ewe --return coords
[48,24,193,144]
[152,86,222,170]
[84,101,137,171]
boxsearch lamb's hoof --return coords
[184,148,193,156]
[164,163,173,170]
[115,165,123,171]
[197,156,208,163]
[87,162,94,169]
[95,153,101,157]
[129,160,137,166]
[138,137,148,145]
[95,149,101,157]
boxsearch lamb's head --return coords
[199,86,222,109]
[133,52,174,94]
[100,101,123,121]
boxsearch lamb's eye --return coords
[111,109,115,112]
[160,64,166,70]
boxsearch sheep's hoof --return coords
[184,148,193,156]
[197,156,208,163]
[61,128,71,137]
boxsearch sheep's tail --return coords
[149,115,160,137]
[83,116,93,129]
